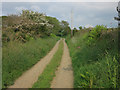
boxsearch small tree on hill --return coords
[79,26,82,30]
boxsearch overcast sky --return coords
[2,2,119,28]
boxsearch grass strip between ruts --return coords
[32,39,64,88]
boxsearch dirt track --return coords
[51,39,74,88]
[9,40,60,88]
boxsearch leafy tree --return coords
[79,26,82,30]
[46,16,61,36]
[60,20,70,36]
[73,27,78,36]
[2,10,71,43]
[87,25,107,45]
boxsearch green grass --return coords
[32,39,64,88]
[66,29,119,88]
[2,37,59,88]
[0,47,2,89]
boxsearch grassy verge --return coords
[32,39,64,88]
[66,29,119,88]
[2,37,59,88]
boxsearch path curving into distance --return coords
[51,39,74,88]
[9,40,61,88]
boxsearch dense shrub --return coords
[87,25,107,45]
[2,10,70,43]
[66,28,119,88]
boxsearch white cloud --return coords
[0,3,2,16]
[1,0,120,2]
[85,24,94,28]
[30,5,40,11]
[15,6,27,12]
[74,2,117,11]
[47,5,69,14]
[2,2,118,28]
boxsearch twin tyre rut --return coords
[51,39,73,88]
[9,39,74,88]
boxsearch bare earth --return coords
[9,40,60,88]
[51,39,74,88]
